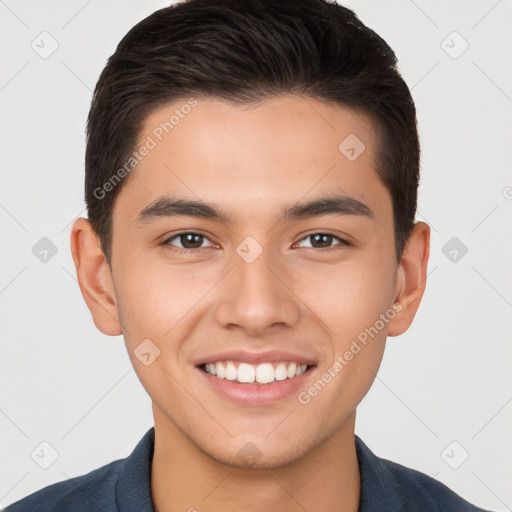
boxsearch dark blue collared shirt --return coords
[3,427,492,511]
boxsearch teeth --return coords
[225,362,237,381]
[287,362,297,378]
[256,363,274,384]
[274,363,288,381]
[203,361,308,384]
[238,362,255,383]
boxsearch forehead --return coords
[115,94,390,226]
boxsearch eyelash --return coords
[161,231,351,254]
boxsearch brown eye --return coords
[164,232,214,251]
[296,233,350,250]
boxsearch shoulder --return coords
[355,435,492,512]
[2,458,124,512]
[3,427,155,512]
[380,456,487,511]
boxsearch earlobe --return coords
[70,218,123,336]
[387,221,430,337]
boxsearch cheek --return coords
[113,259,191,343]
[295,257,396,338]
[112,262,202,404]
[295,258,394,396]
[311,263,396,407]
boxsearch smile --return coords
[197,360,317,406]
[202,360,309,385]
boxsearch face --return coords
[77,94,425,468]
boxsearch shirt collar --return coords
[116,427,156,511]
[355,434,403,511]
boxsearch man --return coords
[4,0,493,510]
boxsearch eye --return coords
[163,232,216,251]
[295,232,350,250]
[161,231,350,254]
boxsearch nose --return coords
[213,244,301,336]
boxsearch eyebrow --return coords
[136,193,374,225]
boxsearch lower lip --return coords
[197,365,317,406]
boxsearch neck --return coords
[150,407,360,512]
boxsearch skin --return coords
[70,94,429,512]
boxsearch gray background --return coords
[0,0,511,510]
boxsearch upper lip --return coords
[194,349,317,367]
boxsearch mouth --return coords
[196,360,317,406]
[198,360,314,385]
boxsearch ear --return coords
[70,218,122,336]
[387,221,430,337]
